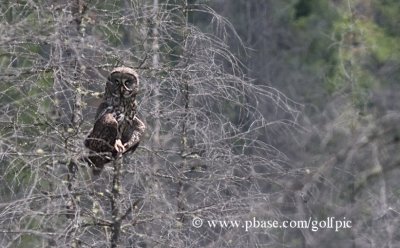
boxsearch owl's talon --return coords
[114,139,125,153]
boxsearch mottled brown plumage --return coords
[85,67,145,174]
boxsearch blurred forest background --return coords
[1,0,399,247]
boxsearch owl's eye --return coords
[115,79,120,84]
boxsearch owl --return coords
[84,67,146,174]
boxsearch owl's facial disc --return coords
[109,70,138,98]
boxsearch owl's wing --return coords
[85,113,118,153]
[122,116,145,153]
[95,102,113,120]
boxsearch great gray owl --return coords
[84,67,145,174]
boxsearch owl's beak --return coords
[120,84,134,98]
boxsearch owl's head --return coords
[106,67,139,98]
